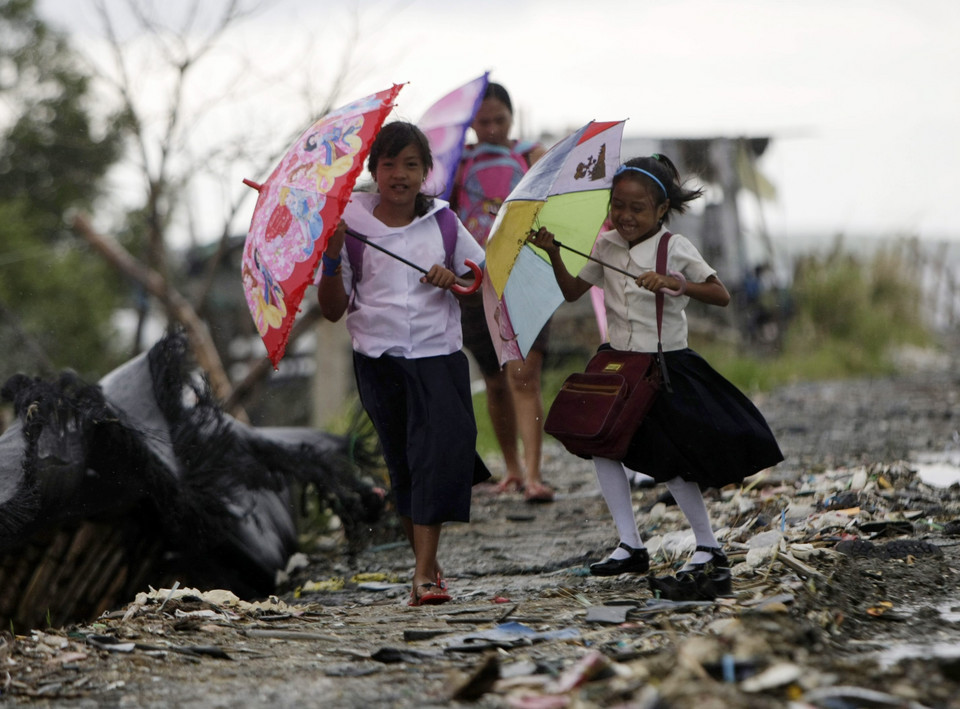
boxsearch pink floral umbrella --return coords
[241,85,403,367]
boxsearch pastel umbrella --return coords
[483,120,626,362]
[240,84,403,367]
[418,72,489,200]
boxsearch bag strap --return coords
[655,231,673,392]
[513,139,539,166]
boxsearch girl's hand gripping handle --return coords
[451,259,482,295]
[659,270,687,296]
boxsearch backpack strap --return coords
[346,207,460,291]
[457,143,516,183]
[345,232,365,291]
[435,207,458,271]
[460,141,536,168]
[513,139,539,166]
[655,231,673,392]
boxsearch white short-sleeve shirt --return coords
[579,226,717,353]
[338,192,485,358]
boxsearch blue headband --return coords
[614,165,668,199]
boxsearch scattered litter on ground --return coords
[1,347,959,707]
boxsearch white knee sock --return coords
[664,476,719,564]
[594,457,643,558]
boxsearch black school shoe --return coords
[647,546,731,600]
[589,543,650,576]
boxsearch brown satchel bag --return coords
[544,232,674,459]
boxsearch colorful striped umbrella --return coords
[482,120,626,362]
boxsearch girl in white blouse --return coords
[318,122,488,606]
[529,154,783,600]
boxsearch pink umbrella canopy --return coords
[418,72,489,200]
[241,84,403,367]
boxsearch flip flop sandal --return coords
[493,477,524,494]
[523,482,555,504]
[408,582,451,607]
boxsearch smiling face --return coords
[372,143,428,214]
[471,97,513,147]
[608,176,670,244]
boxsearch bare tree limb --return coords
[69,0,379,424]
[71,212,246,421]
[90,0,262,356]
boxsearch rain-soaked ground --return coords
[4,341,960,708]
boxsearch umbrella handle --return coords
[658,270,687,297]
[451,260,482,295]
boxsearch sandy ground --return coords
[3,342,960,708]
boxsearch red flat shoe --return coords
[408,582,451,607]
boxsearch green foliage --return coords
[0,0,128,381]
[784,241,929,361]
[695,240,933,392]
[294,482,338,549]
[0,0,126,218]
[0,200,125,380]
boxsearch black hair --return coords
[611,154,703,224]
[483,82,513,114]
[367,121,435,216]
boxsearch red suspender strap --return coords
[655,231,673,392]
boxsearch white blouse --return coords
[578,226,717,353]
[338,192,485,359]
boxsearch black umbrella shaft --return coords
[551,239,639,279]
[345,229,428,275]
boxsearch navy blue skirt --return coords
[353,350,490,525]
[620,348,783,488]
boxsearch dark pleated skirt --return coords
[353,350,490,525]
[620,348,783,488]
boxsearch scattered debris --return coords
[0,339,958,707]
[0,332,385,632]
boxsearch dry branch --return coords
[71,212,242,418]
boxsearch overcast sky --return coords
[36,0,960,250]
